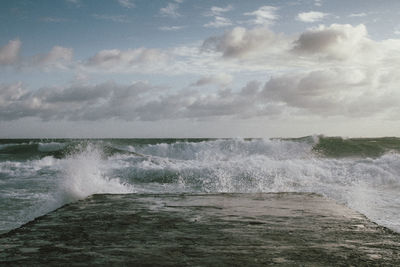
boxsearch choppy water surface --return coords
[1,136,400,233]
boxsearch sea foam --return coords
[1,138,400,233]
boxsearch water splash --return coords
[58,143,134,202]
[1,138,400,233]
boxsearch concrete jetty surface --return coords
[1,193,400,266]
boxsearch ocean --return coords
[1,136,399,234]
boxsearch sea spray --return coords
[1,137,400,233]
[57,143,133,202]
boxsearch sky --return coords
[1,0,400,138]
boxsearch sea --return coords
[0,136,399,234]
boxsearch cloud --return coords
[0,80,277,122]
[92,14,130,23]
[3,20,400,129]
[291,24,375,61]
[3,57,400,122]
[296,11,328,22]
[117,0,134,8]
[196,23,400,119]
[2,23,390,80]
[0,40,73,70]
[191,74,233,87]
[65,0,80,7]
[160,3,181,18]
[0,39,21,65]
[40,17,68,23]
[349,13,367,17]
[0,82,26,102]
[244,6,278,25]
[260,68,399,117]
[204,5,233,17]
[202,27,288,59]
[85,48,169,72]
[314,0,322,6]
[4,23,400,124]
[204,16,233,28]
[159,25,185,31]
[203,4,233,28]
[0,81,158,121]
[33,46,73,69]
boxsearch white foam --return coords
[115,139,400,231]
[57,144,134,202]
[2,138,400,233]
[38,142,66,152]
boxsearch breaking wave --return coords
[1,137,400,233]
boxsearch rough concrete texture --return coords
[1,193,400,266]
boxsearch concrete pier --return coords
[1,193,400,266]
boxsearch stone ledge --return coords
[1,193,400,266]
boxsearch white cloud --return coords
[40,17,68,23]
[204,16,233,28]
[65,0,80,7]
[202,27,288,59]
[203,5,233,28]
[85,48,169,72]
[0,39,21,65]
[92,14,130,23]
[291,24,376,61]
[159,25,185,31]
[0,81,155,121]
[244,6,278,25]
[160,3,181,18]
[0,81,272,121]
[314,0,322,6]
[197,23,400,119]
[296,11,328,22]
[117,0,134,8]
[0,40,73,70]
[204,5,233,17]
[32,46,73,69]
[3,50,400,122]
[191,74,233,87]
[0,82,26,104]
[4,23,400,124]
[349,13,367,17]
[261,67,399,117]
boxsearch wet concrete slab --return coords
[1,193,400,266]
